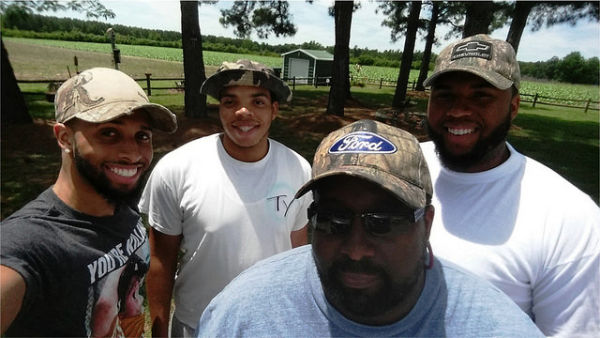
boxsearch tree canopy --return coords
[219,0,297,39]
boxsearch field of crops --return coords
[520,81,599,104]
[4,37,281,67]
[5,37,599,103]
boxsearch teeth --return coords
[110,167,137,177]
[448,128,474,135]
[239,126,253,132]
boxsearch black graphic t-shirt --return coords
[1,188,149,337]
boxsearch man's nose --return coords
[447,97,472,118]
[117,138,143,163]
[339,218,375,261]
[235,106,252,117]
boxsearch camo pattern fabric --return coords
[200,59,292,102]
[424,34,520,90]
[55,67,177,133]
[295,119,432,210]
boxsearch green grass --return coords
[521,80,599,103]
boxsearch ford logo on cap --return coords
[329,132,397,154]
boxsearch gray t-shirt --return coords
[197,245,543,337]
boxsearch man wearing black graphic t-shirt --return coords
[0,68,176,336]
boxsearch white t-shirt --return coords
[139,133,312,328]
[421,141,600,337]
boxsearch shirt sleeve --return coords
[138,160,183,236]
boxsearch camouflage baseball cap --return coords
[200,59,292,102]
[424,34,520,90]
[295,119,432,210]
[55,67,177,133]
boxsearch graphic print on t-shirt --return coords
[85,221,149,337]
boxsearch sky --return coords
[51,0,600,63]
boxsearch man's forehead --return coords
[432,72,495,88]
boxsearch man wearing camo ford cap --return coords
[196,119,543,337]
[1,67,176,336]
[138,59,312,336]
[421,34,600,336]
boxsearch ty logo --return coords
[268,194,290,213]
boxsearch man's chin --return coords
[102,184,143,204]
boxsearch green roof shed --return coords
[281,49,334,85]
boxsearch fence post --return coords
[532,93,538,107]
[379,78,383,89]
[145,73,152,96]
[584,98,591,113]
[314,77,318,88]
[292,77,296,91]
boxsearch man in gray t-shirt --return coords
[197,120,543,337]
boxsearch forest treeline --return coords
[1,7,598,84]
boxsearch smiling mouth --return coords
[447,127,475,136]
[109,166,138,177]
[238,125,254,132]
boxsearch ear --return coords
[54,123,73,154]
[422,205,435,241]
[510,93,520,121]
[271,101,279,121]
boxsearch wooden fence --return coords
[18,74,600,113]
[519,93,599,113]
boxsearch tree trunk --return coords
[416,1,439,91]
[463,1,494,37]
[1,38,32,125]
[181,0,207,118]
[392,0,421,108]
[326,1,353,116]
[506,1,535,54]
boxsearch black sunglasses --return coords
[307,202,425,237]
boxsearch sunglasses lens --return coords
[312,212,351,234]
[364,214,392,235]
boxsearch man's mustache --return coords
[332,257,384,275]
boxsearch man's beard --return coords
[426,113,511,171]
[316,255,423,319]
[73,148,146,205]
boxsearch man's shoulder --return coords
[2,188,55,225]
[152,134,220,173]
[437,259,544,336]
[520,152,598,207]
[161,133,219,159]
[438,258,517,300]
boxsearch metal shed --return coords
[281,49,333,85]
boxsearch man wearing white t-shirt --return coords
[138,60,312,337]
[421,34,600,337]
